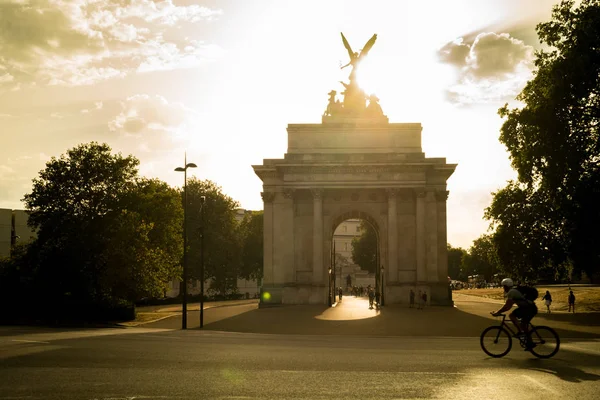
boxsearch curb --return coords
[126,301,259,327]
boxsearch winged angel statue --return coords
[323,33,383,119]
[340,32,377,82]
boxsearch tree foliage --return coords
[447,244,467,281]
[487,0,600,282]
[19,142,183,310]
[351,221,378,273]
[237,211,264,281]
[461,235,501,282]
[184,178,241,296]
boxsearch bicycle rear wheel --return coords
[480,326,512,358]
[528,326,560,358]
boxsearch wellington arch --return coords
[252,33,456,306]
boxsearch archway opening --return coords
[329,211,382,310]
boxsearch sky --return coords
[0,0,561,249]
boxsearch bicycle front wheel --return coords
[528,326,560,358]
[480,326,512,358]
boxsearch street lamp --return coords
[199,195,206,328]
[332,241,336,302]
[175,153,197,330]
[381,265,385,306]
[328,267,332,307]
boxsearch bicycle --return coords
[480,312,560,359]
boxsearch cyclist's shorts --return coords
[512,304,538,323]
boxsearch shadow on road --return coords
[513,357,600,383]
[537,312,600,326]
[189,297,600,338]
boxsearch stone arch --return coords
[327,208,386,302]
[331,210,380,241]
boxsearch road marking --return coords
[11,339,50,344]
[522,374,559,395]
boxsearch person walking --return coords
[421,291,428,309]
[568,290,576,313]
[542,290,552,313]
[409,289,415,308]
[368,287,375,309]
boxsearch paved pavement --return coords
[142,293,600,338]
[1,324,599,399]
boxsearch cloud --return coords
[108,94,197,152]
[0,0,223,90]
[80,101,104,114]
[438,32,534,105]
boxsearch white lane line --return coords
[522,374,560,395]
[10,339,50,344]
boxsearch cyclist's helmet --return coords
[501,278,514,288]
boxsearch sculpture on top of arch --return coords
[323,33,386,121]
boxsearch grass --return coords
[119,311,179,327]
[457,285,600,312]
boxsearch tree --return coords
[237,211,263,281]
[487,0,600,282]
[447,244,467,281]
[461,235,501,282]
[184,178,241,296]
[118,178,184,298]
[485,184,566,281]
[351,221,377,273]
[21,142,183,312]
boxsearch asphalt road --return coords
[1,320,599,399]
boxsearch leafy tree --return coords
[184,178,241,296]
[461,235,501,282]
[237,211,263,281]
[485,184,566,281]
[487,0,600,282]
[447,244,467,281]
[351,221,377,273]
[21,142,182,311]
[119,178,184,297]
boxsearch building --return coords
[332,218,361,262]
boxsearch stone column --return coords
[311,189,324,284]
[386,188,398,283]
[261,191,276,286]
[426,190,438,282]
[436,190,450,282]
[281,188,296,283]
[415,188,427,282]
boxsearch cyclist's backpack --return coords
[516,285,539,301]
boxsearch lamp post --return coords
[199,195,206,328]
[381,265,385,306]
[328,267,332,307]
[332,241,336,302]
[175,154,197,330]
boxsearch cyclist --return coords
[492,278,538,349]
